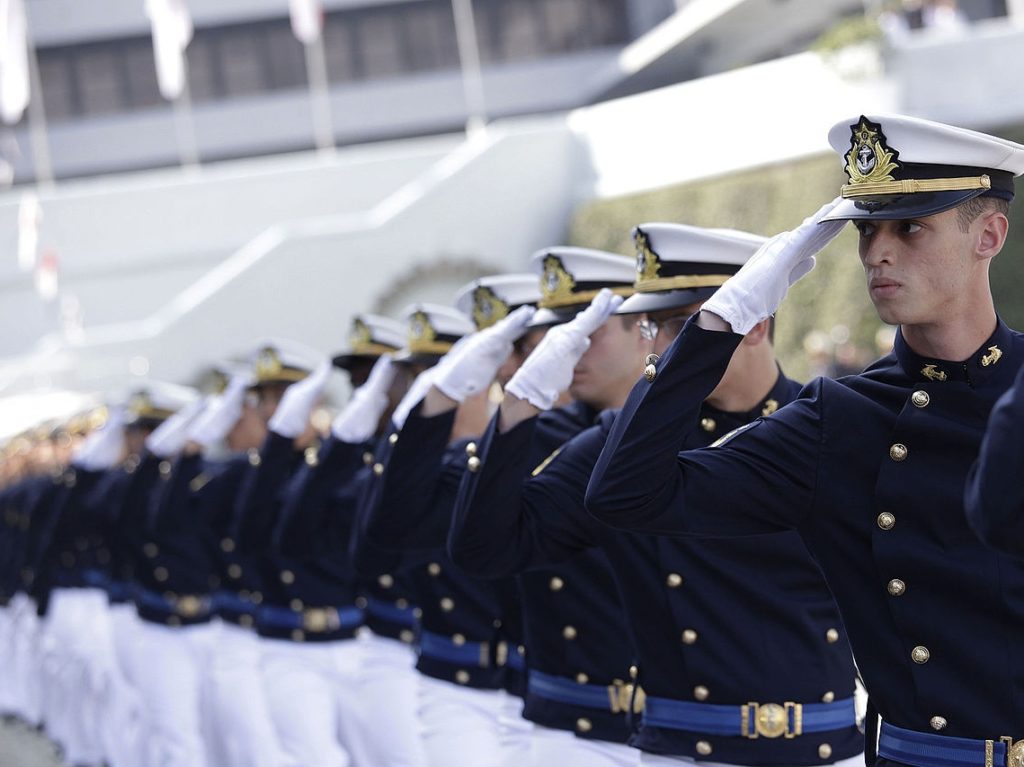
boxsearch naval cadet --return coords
[450,225,863,767]
[586,114,1024,767]
[358,274,539,767]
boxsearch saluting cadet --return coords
[350,303,477,767]
[586,114,1024,767]
[421,249,645,765]
[964,361,1024,555]
[358,275,539,767]
[450,226,864,767]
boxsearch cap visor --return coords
[392,350,443,367]
[822,189,986,222]
[331,352,379,371]
[617,288,718,315]
[527,307,581,329]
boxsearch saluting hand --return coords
[332,355,397,443]
[187,373,252,450]
[267,359,332,439]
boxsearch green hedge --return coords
[567,127,1024,382]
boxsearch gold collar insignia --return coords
[981,345,1002,367]
[921,364,948,382]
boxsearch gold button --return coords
[549,576,564,591]
[304,447,318,467]
[825,628,839,644]
[465,442,477,457]
[388,433,398,445]
[930,716,947,731]
[378,574,394,588]
[372,462,384,476]
[220,538,235,553]
[467,456,481,473]
[889,443,908,462]
[362,451,374,466]
[700,418,716,433]
[562,625,577,640]
[455,670,470,684]
[250,591,263,605]
[682,629,698,645]
[666,572,683,588]
[818,744,833,760]
[912,645,930,664]
[158,460,172,477]
[154,566,169,582]
[400,629,416,644]
[440,598,454,612]
[291,629,305,642]
[912,390,930,408]
[228,564,242,579]
[576,718,592,733]
[290,599,303,611]
[822,691,835,703]
[696,741,712,756]
[629,665,638,680]
[694,685,709,701]
[247,448,261,466]
[143,543,159,558]
[877,512,896,530]
[452,634,466,646]
[413,608,423,619]
[576,672,589,684]
[239,614,254,628]
[280,570,295,585]
[888,578,906,596]
[428,562,442,576]
[396,598,409,609]
[355,596,368,609]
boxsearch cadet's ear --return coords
[976,209,1009,262]
[742,318,771,346]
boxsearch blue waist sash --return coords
[879,721,1019,767]
[643,694,856,738]
[258,604,364,633]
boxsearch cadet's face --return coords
[499,327,549,386]
[571,316,652,410]
[124,427,149,457]
[347,360,375,389]
[228,398,267,452]
[256,383,289,424]
[855,209,979,327]
[646,301,704,356]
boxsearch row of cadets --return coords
[354,274,542,766]
[585,115,1024,767]
[448,225,864,766]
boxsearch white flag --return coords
[146,0,193,101]
[289,0,322,45]
[0,0,29,125]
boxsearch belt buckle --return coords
[176,595,204,618]
[607,681,645,715]
[742,701,803,739]
[303,608,340,633]
[495,641,508,668]
[990,737,1024,767]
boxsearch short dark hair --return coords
[956,196,1010,233]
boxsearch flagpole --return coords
[451,0,486,136]
[304,33,335,152]
[172,63,200,170]
[22,12,53,187]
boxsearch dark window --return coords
[355,10,407,79]
[75,46,126,115]
[217,26,268,97]
[403,2,459,71]
[264,23,307,90]
[122,39,162,109]
[187,35,222,103]
[37,52,77,121]
[323,13,358,82]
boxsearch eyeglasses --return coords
[636,313,692,342]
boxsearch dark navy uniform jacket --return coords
[586,317,1024,759]
[964,361,1024,555]
[358,405,524,693]
[440,400,638,744]
[451,374,860,765]
[1,474,58,605]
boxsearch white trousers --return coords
[260,637,377,767]
[11,595,43,726]
[203,620,287,767]
[418,676,517,767]
[132,619,218,767]
[640,750,865,766]
[0,604,16,715]
[358,631,429,767]
[105,603,148,767]
[498,691,533,764]
[529,724,641,766]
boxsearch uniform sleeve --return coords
[586,319,820,536]
[965,364,1024,555]
[361,405,457,555]
[448,411,606,577]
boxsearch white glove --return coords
[267,360,332,438]
[433,305,536,403]
[73,408,126,471]
[702,198,846,335]
[146,397,207,458]
[505,289,624,411]
[188,374,251,449]
[332,356,397,443]
[391,366,438,430]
